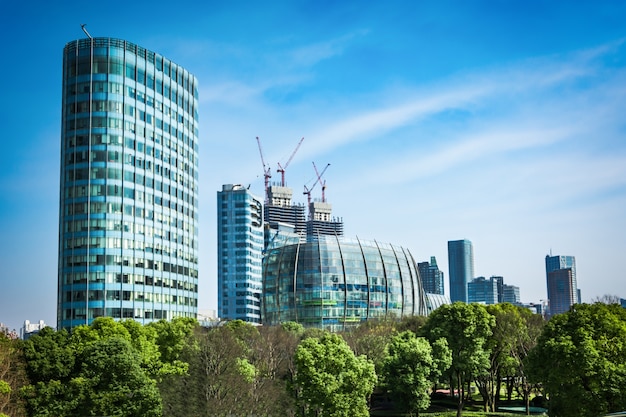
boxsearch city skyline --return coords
[2,1,626,330]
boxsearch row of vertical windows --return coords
[63,179,195,207]
[61,273,197,290]
[64,217,192,233]
[65,76,197,124]
[62,290,197,305]
[62,307,175,320]
[65,44,197,100]
[64,234,194,250]
[65,200,195,219]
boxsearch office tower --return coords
[502,284,521,304]
[545,254,578,316]
[418,256,445,295]
[448,239,474,303]
[217,185,264,323]
[468,276,498,305]
[491,276,504,302]
[58,37,199,330]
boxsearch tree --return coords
[510,307,544,414]
[421,302,495,417]
[22,318,195,416]
[342,318,397,375]
[0,335,27,417]
[382,331,451,416]
[527,303,626,417]
[475,303,527,412]
[294,332,377,417]
[74,337,162,417]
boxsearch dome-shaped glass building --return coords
[262,236,428,331]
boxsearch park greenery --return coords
[1,301,625,417]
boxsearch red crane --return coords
[313,161,330,203]
[276,137,304,187]
[304,162,330,221]
[255,136,271,203]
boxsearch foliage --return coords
[294,332,377,417]
[342,318,398,375]
[22,317,195,417]
[160,322,300,416]
[382,331,451,416]
[475,303,528,412]
[527,302,626,417]
[0,334,27,417]
[421,302,495,417]
[74,337,162,417]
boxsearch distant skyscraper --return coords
[418,256,445,295]
[448,239,474,303]
[502,284,521,304]
[545,254,578,317]
[58,37,199,330]
[468,276,498,305]
[218,184,264,323]
[491,276,504,302]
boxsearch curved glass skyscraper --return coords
[262,236,428,331]
[58,37,199,330]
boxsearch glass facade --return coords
[417,256,445,295]
[448,239,474,303]
[217,184,264,323]
[262,236,428,331]
[58,38,199,330]
[467,276,498,305]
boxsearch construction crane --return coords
[303,162,330,207]
[255,136,271,203]
[276,137,304,187]
[313,161,330,203]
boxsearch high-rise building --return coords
[502,284,521,304]
[448,239,474,303]
[217,184,264,323]
[264,185,306,235]
[545,254,578,316]
[58,37,199,330]
[468,276,498,305]
[306,200,344,239]
[491,276,504,302]
[418,256,445,295]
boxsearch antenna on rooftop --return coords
[81,24,93,39]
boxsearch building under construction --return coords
[256,137,343,248]
[306,200,344,239]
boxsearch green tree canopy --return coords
[382,331,451,416]
[294,332,377,417]
[527,303,626,417]
[421,302,495,417]
[22,318,196,416]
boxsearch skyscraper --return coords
[417,256,445,295]
[545,254,578,316]
[448,239,474,303]
[501,284,521,304]
[217,184,264,323]
[58,37,199,330]
[468,276,498,305]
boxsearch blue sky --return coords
[1,1,625,331]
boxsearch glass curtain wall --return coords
[58,38,199,330]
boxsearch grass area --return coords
[372,412,535,417]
